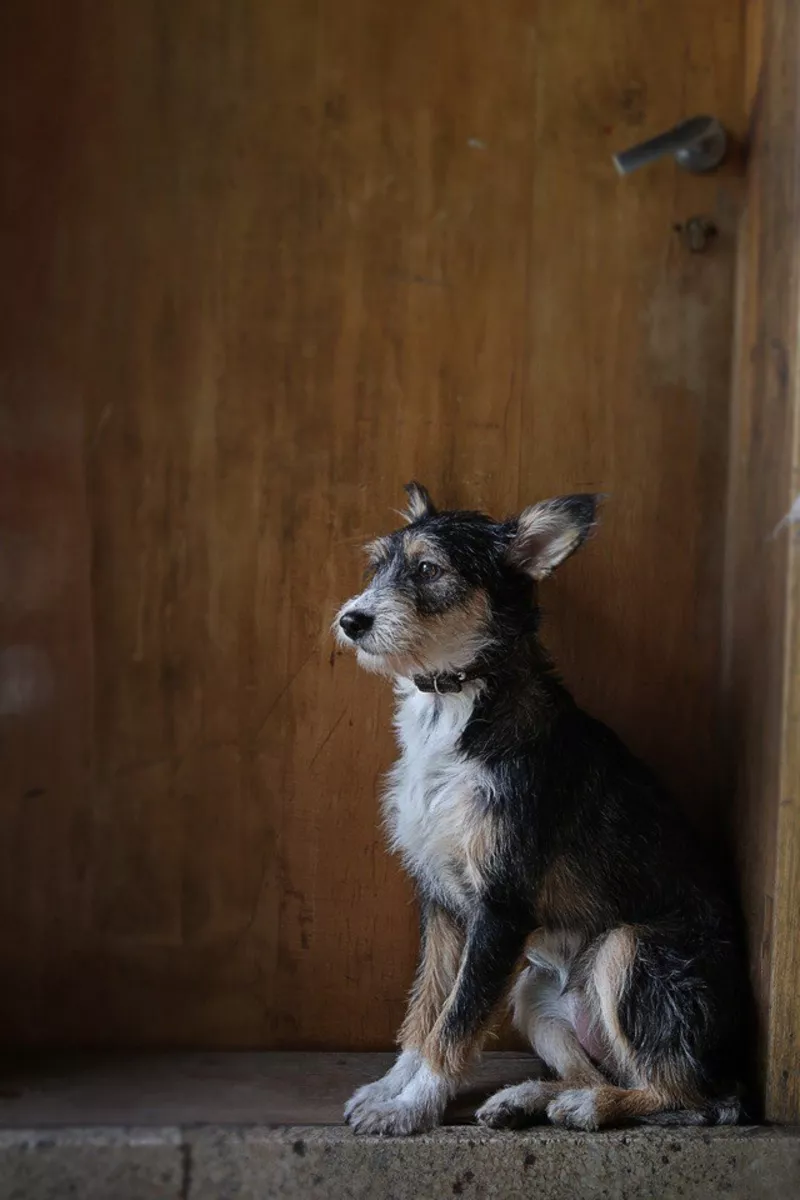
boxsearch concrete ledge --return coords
[3,1125,800,1200]
[0,1127,183,1200]
[0,1056,798,1199]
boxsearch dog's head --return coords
[334,482,599,678]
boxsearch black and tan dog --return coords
[334,483,748,1135]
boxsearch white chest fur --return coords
[383,682,495,910]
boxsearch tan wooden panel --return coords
[0,3,96,1044]
[0,1,743,1049]
[726,0,800,1124]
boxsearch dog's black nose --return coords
[339,610,374,641]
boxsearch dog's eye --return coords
[417,561,442,581]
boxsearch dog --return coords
[334,482,748,1136]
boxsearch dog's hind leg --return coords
[477,932,608,1129]
[545,926,742,1130]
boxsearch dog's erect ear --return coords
[402,481,437,523]
[505,495,600,579]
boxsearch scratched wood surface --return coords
[0,1,743,1050]
[725,0,800,1123]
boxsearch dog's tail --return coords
[634,1093,743,1127]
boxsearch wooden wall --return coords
[0,1,744,1049]
[725,0,800,1124]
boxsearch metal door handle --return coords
[613,115,727,176]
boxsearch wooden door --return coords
[1,1,744,1051]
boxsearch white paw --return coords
[344,1051,421,1125]
[476,1081,547,1129]
[347,1094,440,1136]
[345,1080,407,1123]
[347,1062,450,1137]
[547,1088,599,1131]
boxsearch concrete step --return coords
[0,1053,797,1200]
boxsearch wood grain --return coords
[0,1051,539,1127]
[725,0,800,1124]
[0,1,743,1051]
[0,2,95,1045]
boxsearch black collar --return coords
[413,636,535,695]
[412,666,483,695]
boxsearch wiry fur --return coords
[335,485,750,1135]
[386,679,500,909]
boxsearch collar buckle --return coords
[415,669,469,695]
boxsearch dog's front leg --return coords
[345,901,463,1132]
[348,903,526,1136]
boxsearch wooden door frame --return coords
[726,0,800,1124]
